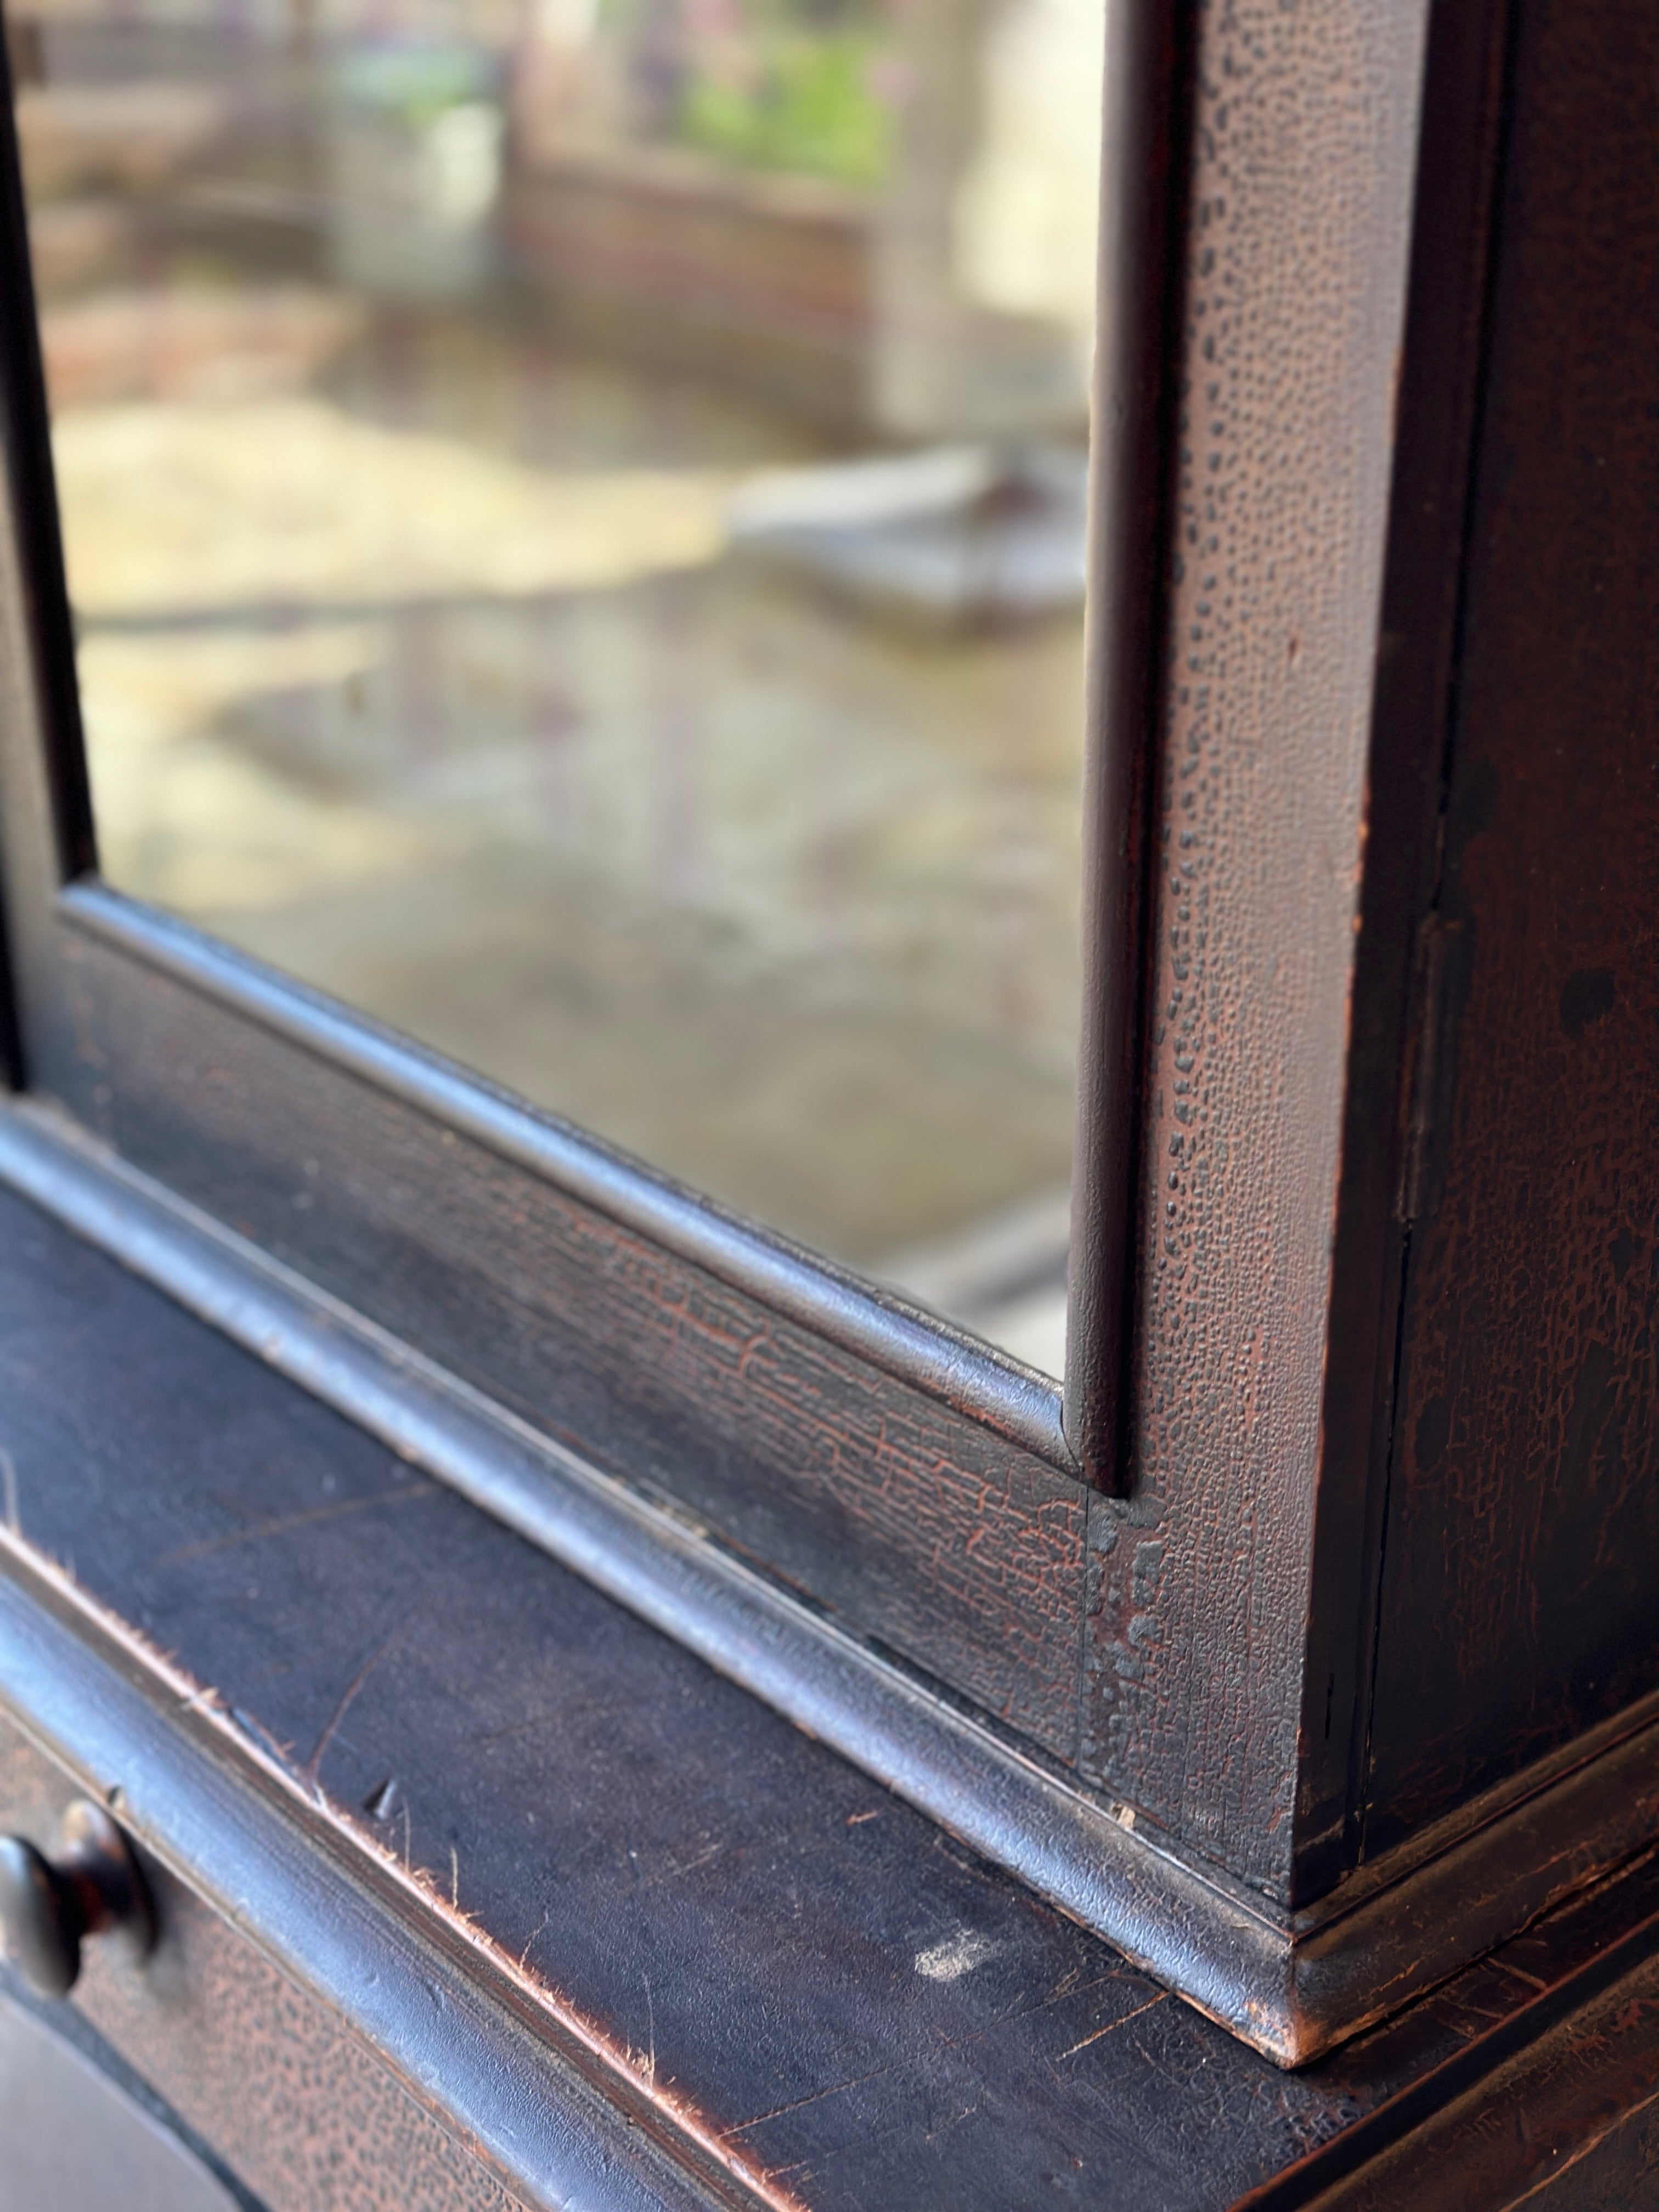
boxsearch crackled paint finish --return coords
[3,1202,1659,2201]
[1079,0,1431,1894]
[0,1731,526,2212]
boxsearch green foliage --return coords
[678,23,889,187]
[333,39,499,128]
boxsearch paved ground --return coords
[60,306,1085,1364]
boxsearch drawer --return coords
[0,1715,525,2212]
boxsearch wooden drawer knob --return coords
[0,1799,155,1998]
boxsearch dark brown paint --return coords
[1293,0,1519,1900]
[1080,0,1431,1894]
[1064,0,1190,1493]
[0,0,1655,2151]
[1,1193,1658,2205]
[1364,0,1659,1854]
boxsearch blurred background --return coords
[5,0,1102,1375]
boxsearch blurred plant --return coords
[332,38,501,130]
[606,0,894,185]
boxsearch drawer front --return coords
[0,1715,526,2212]
[0,1991,244,2212]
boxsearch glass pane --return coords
[9,0,1098,1378]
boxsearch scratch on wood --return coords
[517,1907,550,1972]
[923,2101,983,2145]
[304,1618,407,1782]
[723,2064,895,2137]
[1494,1960,1549,1995]
[1054,1994,1168,2061]
[969,1967,1127,2037]
[0,1528,815,2212]
[155,1485,437,1567]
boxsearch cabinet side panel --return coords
[1291,0,1517,1903]
[1365,0,1659,1854]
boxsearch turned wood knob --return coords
[0,1799,155,1997]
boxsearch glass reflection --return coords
[9,0,1101,1376]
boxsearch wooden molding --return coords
[3,1097,1654,2068]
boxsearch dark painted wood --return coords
[0,1102,1319,2063]
[18,1100,1659,2070]
[1064,0,1190,1493]
[0,0,1655,2106]
[0,0,1441,1919]
[1291,0,1519,1905]
[1,1183,1657,2207]
[1510,2106,1659,2212]
[0,1753,527,2212]
[1363,0,1659,1856]
[1276,1904,1659,2209]
[50,915,1089,1763]
[1077,0,1431,1894]
[0,1978,272,2211]
[48,880,1074,1475]
[0,5,93,898]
